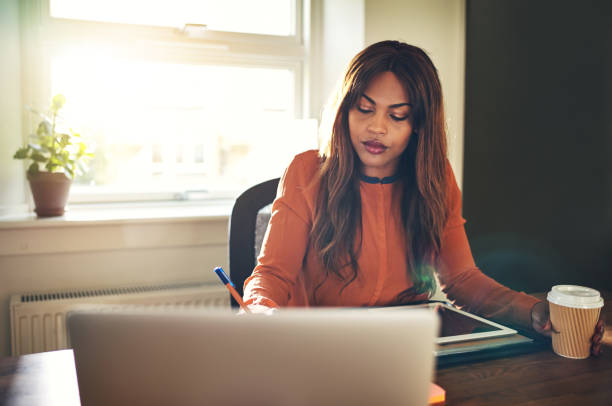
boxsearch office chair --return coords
[228,178,280,308]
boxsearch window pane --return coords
[50,50,317,200]
[50,0,295,36]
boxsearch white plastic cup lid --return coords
[547,285,604,309]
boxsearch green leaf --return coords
[40,135,54,149]
[51,94,66,113]
[31,152,47,162]
[36,121,51,136]
[45,162,58,172]
[60,133,70,147]
[13,147,30,159]
[27,162,39,175]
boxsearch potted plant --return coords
[13,94,93,217]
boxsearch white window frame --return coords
[19,0,310,204]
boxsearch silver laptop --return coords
[67,307,438,406]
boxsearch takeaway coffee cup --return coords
[547,285,604,359]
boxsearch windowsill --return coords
[0,200,234,229]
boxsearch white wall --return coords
[0,0,27,215]
[0,216,228,356]
[309,0,365,120]
[365,0,466,186]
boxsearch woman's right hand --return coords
[238,304,278,315]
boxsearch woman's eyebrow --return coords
[362,93,411,108]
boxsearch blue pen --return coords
[214,267,251,313]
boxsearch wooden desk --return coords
[437,291,612,405]
[1,294,610,405]
[437,344,612,405]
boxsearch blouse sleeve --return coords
[242,152,317,309]
[436,162,540,330]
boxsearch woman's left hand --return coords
[591,318,606,356]
[531,301,555,337]
[531,301,605,356]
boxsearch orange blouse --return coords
[243,150,539,329]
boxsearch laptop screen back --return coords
[68,307,438,406]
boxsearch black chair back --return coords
[228,178,280,308]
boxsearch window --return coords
[50,0,295,36]
[22,0,316,203]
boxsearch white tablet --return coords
[371,302,517,344]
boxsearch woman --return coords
[243,40,603,353]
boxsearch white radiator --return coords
[10,282,230,356]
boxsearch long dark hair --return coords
[312,40,448,300]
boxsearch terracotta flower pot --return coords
[27,172,72,217]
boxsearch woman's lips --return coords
[363,140,387,154]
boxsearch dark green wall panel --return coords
[463,0,612,292]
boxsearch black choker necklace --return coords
[358,173,400,184]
